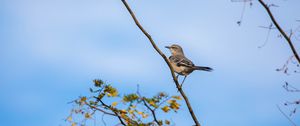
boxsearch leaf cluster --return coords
[66,79,182,126]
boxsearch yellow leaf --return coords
[111,91,118,97]
[142,114,148,118]
[71,123,76,126]
[170,102,180,111]
[120,109,127,114]
[137,111,143,115]
[167,100,175,104]
[85,113,91,119]
[121,113,127,119]
[165,120,170,125]
[107,91,118,97]
[98,93,105,100]
[80,97,87,102]
[93,79,103,87]
[159,92,166,97]
[105,86,118,97]
[79,97,87,106]
[172,96,182,100]
[111,102,118,107]
[129,110,134,114]
[149,101,155,105]
[161,106,170,113]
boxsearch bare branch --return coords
[102,114,107,126]
[258,23,275,48]
[258,0,300,64]
[84,101,116,116]
[154,97,173,111]
[121,0,201,125]
[231,0,253,25]
[283,82,300,92]
[276,56,294,75]
[295,26,300,41]
[142,97,161,126]
[277,105,297,126]
[98,99,127,126]
[136,85,161,126]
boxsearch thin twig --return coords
[258,0,300,64]
[98,99,127,126]
[102,114,107,126]
[136,85,161,125]
[84,96,127,125]
[276,55,294,75]
[87,98,114,115]
[142,97,161,126]
[153,97,173,111]
[121,0,201,125]
[84,101,116,116]
[258,23,276,48]
[276,105,297,126]
[283,82,300,92]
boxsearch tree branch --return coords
[258,0,300,64]
[84,101,116,117]
[121,0,201,125]
[283,82,300,92]
[142,97,161,126]
[136,85,161,126]
[153,96,172,111]
[276,105,297,126]
[97,98,127,126]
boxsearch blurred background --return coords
[0,0,300,126]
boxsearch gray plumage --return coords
[165,44,213,76]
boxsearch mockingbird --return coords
[165,44,213,87]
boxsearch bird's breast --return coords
[170,62,186,75]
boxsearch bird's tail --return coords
[193,66,213,72]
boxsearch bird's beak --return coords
[165,46,170,49]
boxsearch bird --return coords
[165,44,213,87]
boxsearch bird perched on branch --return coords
[165,44,213,87]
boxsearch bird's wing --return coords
[169,55,194,67]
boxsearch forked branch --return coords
[258,0,300,64]
[121,0,201,125]
[276,105,297,126]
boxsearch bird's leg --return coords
[180,76,187,88]
[175,74,182,92]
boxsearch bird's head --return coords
[165,44,184,55]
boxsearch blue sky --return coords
[1,0,300,126]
